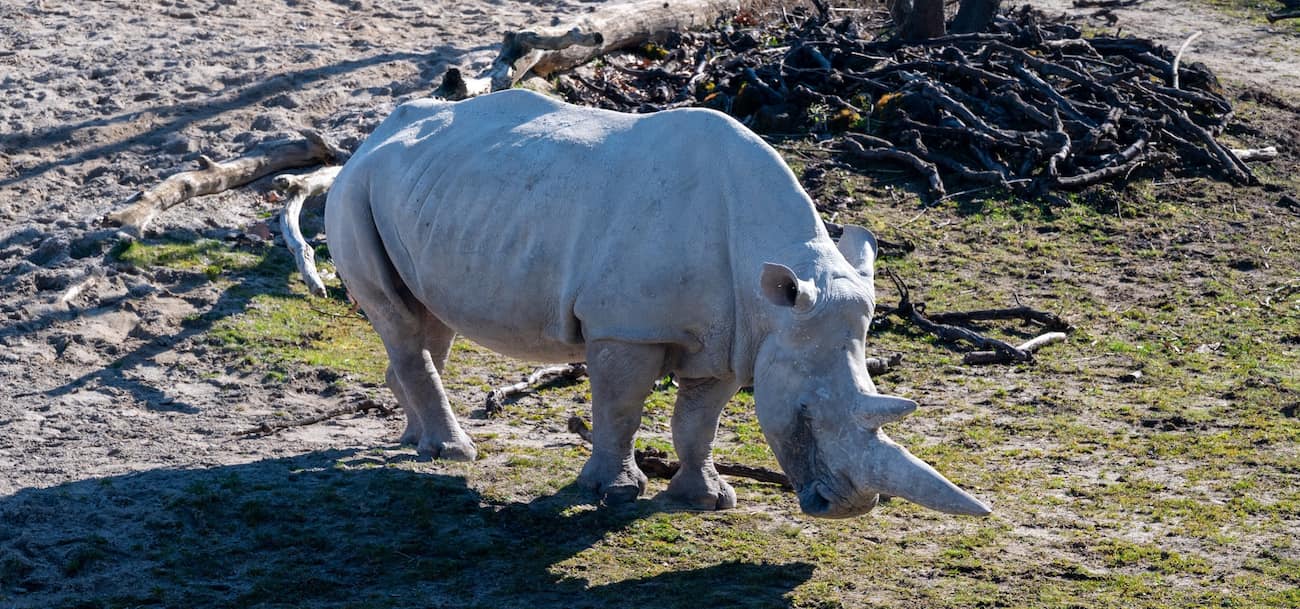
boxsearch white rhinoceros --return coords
[325,89,989,518]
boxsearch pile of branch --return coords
[555,5,1258,200]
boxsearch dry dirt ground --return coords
[1,1,1298,608]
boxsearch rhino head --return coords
[753,226,991,518]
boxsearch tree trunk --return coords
[440,0,745,99]
[950,0,1003,34]
[890,0,947,41]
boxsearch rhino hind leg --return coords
[664,377,741,510]
[381,312,476,461]
[578,340,667,505]
[380,310,473,460]
[327,193,475,460]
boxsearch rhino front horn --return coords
[865,431,992,516]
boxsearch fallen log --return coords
[963,331,1068,365]
[105,130,347,237]
[437,0,745,99]
[273,165,342,298]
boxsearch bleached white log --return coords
[437,0,743,100]
[105,130,347,237]
[273,165,342,298]
[1230,146,1279,162]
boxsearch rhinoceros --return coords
[324,89,990,518]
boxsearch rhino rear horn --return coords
[865,431,992,516]
[856,394,917,429]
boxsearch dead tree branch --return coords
[926,305,1073,332]
[555,6,1251,197]
[882,270,1070,365]
[485,363,589,417]
[887,270,1031,361]
[273,165,342,298]
[962,331,1068,364]
[437,0,746,99]
[105,130,347,237]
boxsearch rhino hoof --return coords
[599,481,644,506]
[418,439,478,461]
[666,476,737,511]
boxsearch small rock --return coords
[27,236,69,266]
[1119,370,1143,383]
[162,133,197,155]
[245,221,272,241]
[267,93,301,109]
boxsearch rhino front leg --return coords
[578,340,666,505]
[666,376,741,510]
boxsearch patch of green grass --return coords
[115,236,389,384]
[113,238,262,277]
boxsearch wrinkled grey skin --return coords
[325,89,989,518]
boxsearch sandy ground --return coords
[0,0,616,498]
[1035,0,1300,97]
[0,0,1297,605]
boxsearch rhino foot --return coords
[666,470,737,511]
[578,456,647,505]
[416,438,478,462]
[399,421,421,446]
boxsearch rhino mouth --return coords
[797,482,832,515]
[797,480,880,518]
[786,406,880,518]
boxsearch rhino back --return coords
[350,90,816,374]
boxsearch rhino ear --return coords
[837,225,879,278]
[760,263,817,312]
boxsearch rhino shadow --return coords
[0,449,814,608]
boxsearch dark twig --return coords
[235,399,393,437]
[926,306,1073,332]
[886,270,1032,362]
[486,363,588,417]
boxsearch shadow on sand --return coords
[0,449,814,608]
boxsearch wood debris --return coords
[555,5,1261,200]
